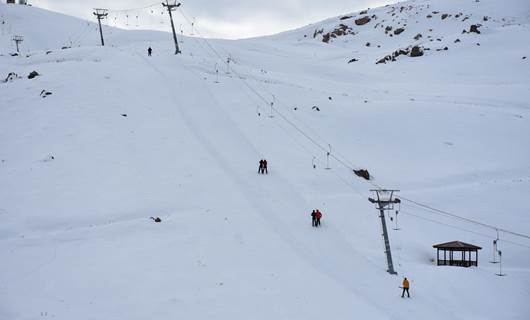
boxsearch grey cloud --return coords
[31,0,397,38]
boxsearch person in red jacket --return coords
[315,209,322,227]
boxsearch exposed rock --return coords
[394,28,405,35]
[3,72,19,82]
[313,28,324,38]
[355,16,371,26]
[354,169,370,180]
[454,38,461,43]
[385,26,392,32]
[150,217,162,223]
[359,9,368,15]
[523,56,527,60]
[312,106,320,111]
[366,42,371,47]
[340,15,352,20]
[121,114,128,117]
[469,24,481,34]
[441,13,449,20]
[376,57,387,64]
[348,58,359,63]
[40,90,53,98]
[410,46,424,57]
[321,24,354,43]
[28,71,39,79]
[414,33,422,40]
[46,51,52,55]
[426,14,432,18]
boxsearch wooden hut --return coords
[433,241,482,267]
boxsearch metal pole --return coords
[166,2,181,54]
[162,1,181,54]
[380,208,397,274]
[93,9,108,46]
[97,16,104,46]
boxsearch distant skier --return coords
[315,209,322,227]
[147,47,152,56]
[263,159,268,174]
[258,159,264,174]
[401,277,410,298]
[311,210,317,227]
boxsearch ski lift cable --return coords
[179,8,377,177]
[399,197,530,240]
[400,210,530,249]
[177,7,530,245]
[107,2,159,13]
[175,12,366,198]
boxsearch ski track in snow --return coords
[133,49,466,320]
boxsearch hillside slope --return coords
[1,0,530,319]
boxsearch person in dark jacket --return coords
[263,159,268,174]
[258,159,264,174]
[311,210,317,227]
[147,47,152,56]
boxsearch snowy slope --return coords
[1,0,530,319]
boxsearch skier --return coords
[147,47,152,56]
[311,210,317,227]
[263,159,268,174]
[315,209,322,227]
[401,277,410,298]
[258,159,264,174]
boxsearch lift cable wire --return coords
[177,7,530,246]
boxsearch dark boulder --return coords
[469,24,480,34]
[355,16,371,25]
[28,71,39,79]
[394,28,405,35]
[414,33,422,40]
[410,46,424,57]
[354,169,370,180]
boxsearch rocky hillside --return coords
[276,0,530,64]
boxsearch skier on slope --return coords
[263,159,268,174]
[401,277,410,298]
[315,209,322,227]
[258,159,264,174]
[311,210,317,227]
[147,47,152,56]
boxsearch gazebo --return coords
[433,241,482,267]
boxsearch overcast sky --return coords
[30,0,397,39]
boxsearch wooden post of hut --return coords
[433,241,482,267]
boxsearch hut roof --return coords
[433,241,482,250]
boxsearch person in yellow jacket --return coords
[401,277,410,298]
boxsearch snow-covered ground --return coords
[1,0,530,319]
